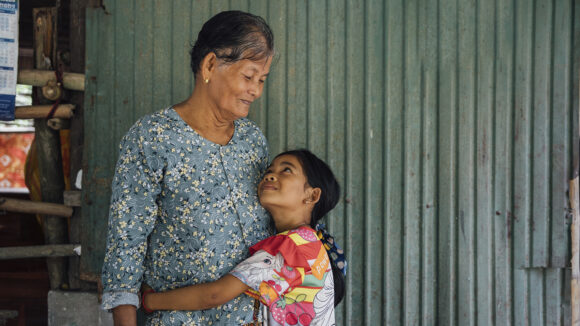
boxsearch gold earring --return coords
[204,78,209,84]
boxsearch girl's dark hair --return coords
[274,149,345,306]
[190,10,274,77]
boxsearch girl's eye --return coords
[283,167,292,173]
[243,75,252,80]
[259,79,266,84]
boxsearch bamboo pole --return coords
[571,177,580,326]
[14,104,74,119]
[33,7,69,290]
[0,197,73,217]
[0,244,80,259]
[18,69,85,91]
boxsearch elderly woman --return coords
[101,11,274,326]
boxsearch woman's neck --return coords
[174,95,234,145]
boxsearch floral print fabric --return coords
[230,226,335,326]
[101,107,272,325]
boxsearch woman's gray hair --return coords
[190,10,274,77]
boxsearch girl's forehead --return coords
[270,154,302,169]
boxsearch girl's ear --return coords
[200,52,217,81]
[308,188,322,204]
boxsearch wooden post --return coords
[69,0,92,290]
[33,7,68,290]
[570,177,579,326]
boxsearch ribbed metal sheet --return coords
[83,0,578,324]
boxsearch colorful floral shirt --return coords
[101,107,272,325]
[230,226,335,326]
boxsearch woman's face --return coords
[208,56,272,121]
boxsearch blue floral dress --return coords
[101,107,272,325]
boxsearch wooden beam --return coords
[17,69,85,91]
[0,197,73,217]
[14,104,74,119]
[0,244,81,259]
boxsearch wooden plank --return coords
[437,0,459,324]
[0,245,80,259]
[456,0,477,323]
[513,0,534,323]
[475,0,495,323]
[384,0,405,322]
[0,197,72,217]
[569,177,579,326]
[494,0,515,323]
[365,1,385,324]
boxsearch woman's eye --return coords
[243,75,252,80]
[259,79,266,84]
[283,167,291,173]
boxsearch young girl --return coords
[141,149,346,326]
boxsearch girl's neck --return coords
[275,222,310,233]
[267,203,313,233]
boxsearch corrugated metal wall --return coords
[83,0,579,324]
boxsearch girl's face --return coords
[258,154,313,211]
[207,56,272,121]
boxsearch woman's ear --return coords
[200,52,217,81]
[307,188,321,204]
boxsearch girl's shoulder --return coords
[249,227,323,269]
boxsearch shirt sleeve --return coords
[100,124,163,310]
[230,243,303,306]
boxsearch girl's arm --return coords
[144,274,250,311]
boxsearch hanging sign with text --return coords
[0,0,18,121]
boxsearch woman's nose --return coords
[249,81,263,98]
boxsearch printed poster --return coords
[0,0,18,121]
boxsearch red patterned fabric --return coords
[0,132,34,191]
